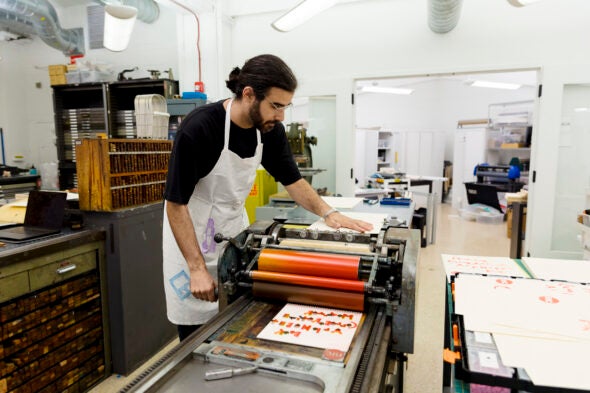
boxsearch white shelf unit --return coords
[355,128,396,183]
[485,101,533,180]
[377,130,394,168]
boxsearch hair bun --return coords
[225,67,241,94]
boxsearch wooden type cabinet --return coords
[0,231,109,393]
[75,139,172,211]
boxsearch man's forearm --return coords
[166,201,206,272]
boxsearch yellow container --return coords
[48,64,67,75]
[245,168,278,224]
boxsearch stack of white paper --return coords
[455,274,590,390]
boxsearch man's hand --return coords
[325,212,373,233]
[189,265,218,302]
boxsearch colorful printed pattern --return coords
[257,303,363,352]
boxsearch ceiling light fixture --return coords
[361,86,414,95]
[507,0,543,7]
[471,80,521,90]
[574,107,589,112]
[272,0,338,32]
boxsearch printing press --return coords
[120,217,419,393]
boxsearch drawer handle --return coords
[56,264,77,274]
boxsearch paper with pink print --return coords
[455,274,590,342]
[441,254,529,280]
[257,303,363,352]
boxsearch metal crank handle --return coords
[204,365,257,381]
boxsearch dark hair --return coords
[225,54,298,100]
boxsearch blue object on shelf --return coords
[508,165,521,180]
[182,91,207,100]
[380,198,411,206]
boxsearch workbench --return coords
[256,196,415,229]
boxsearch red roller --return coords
[251,270,365,293]
[258,249,360,280]
[253,282,365,312]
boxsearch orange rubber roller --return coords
[250,270,365,293]
[252,282,365,312]
[258,249,360,280]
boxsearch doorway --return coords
[353,69,539,249]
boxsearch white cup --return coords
[103,5,138,52]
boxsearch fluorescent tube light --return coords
[361,86,414,95]
[507,0,543,7]
[574,107,589,112]
[471,80,521,90]
[272,0,338,32]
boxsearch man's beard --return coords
[249,100,276,133]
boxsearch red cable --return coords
[168,0,201,82]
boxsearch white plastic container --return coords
[459,207,478,221]
[460,203,504,223]
[66,71,81,84]
[475,211,504,224]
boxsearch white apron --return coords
[162,99,262,325]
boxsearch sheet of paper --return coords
[494,334,590,390]
[321,196,363,210]
[441,254,529,280]
[522,257,590,283]
[455,275,590,342]
[256,303,363,352]
[308,212,388,235]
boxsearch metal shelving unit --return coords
[52,79,179,189]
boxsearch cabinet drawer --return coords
[29,251,97,291]
[0,271,30,303]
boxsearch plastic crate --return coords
[135,111,170,139]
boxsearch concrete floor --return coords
[89,202,511,393]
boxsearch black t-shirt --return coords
[164,100,302,204]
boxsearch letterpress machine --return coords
[120,217,419,393]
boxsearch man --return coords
[163,54,372,341]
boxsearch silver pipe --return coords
[0,0,84,55]
[94,0,159,23]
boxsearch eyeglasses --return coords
[268,100,293,113]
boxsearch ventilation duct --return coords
[0,0,159,56]
[94,0,159,24]
[0,9,34,39]
[428,0,463,34]
[0,0,84,55]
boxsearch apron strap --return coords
[223,99,233,150]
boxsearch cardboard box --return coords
[50,74,67,85]
[48,64,67,75]
[500,142,525,149]
[506,205,527,238]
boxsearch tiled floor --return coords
[89,202,511,393]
